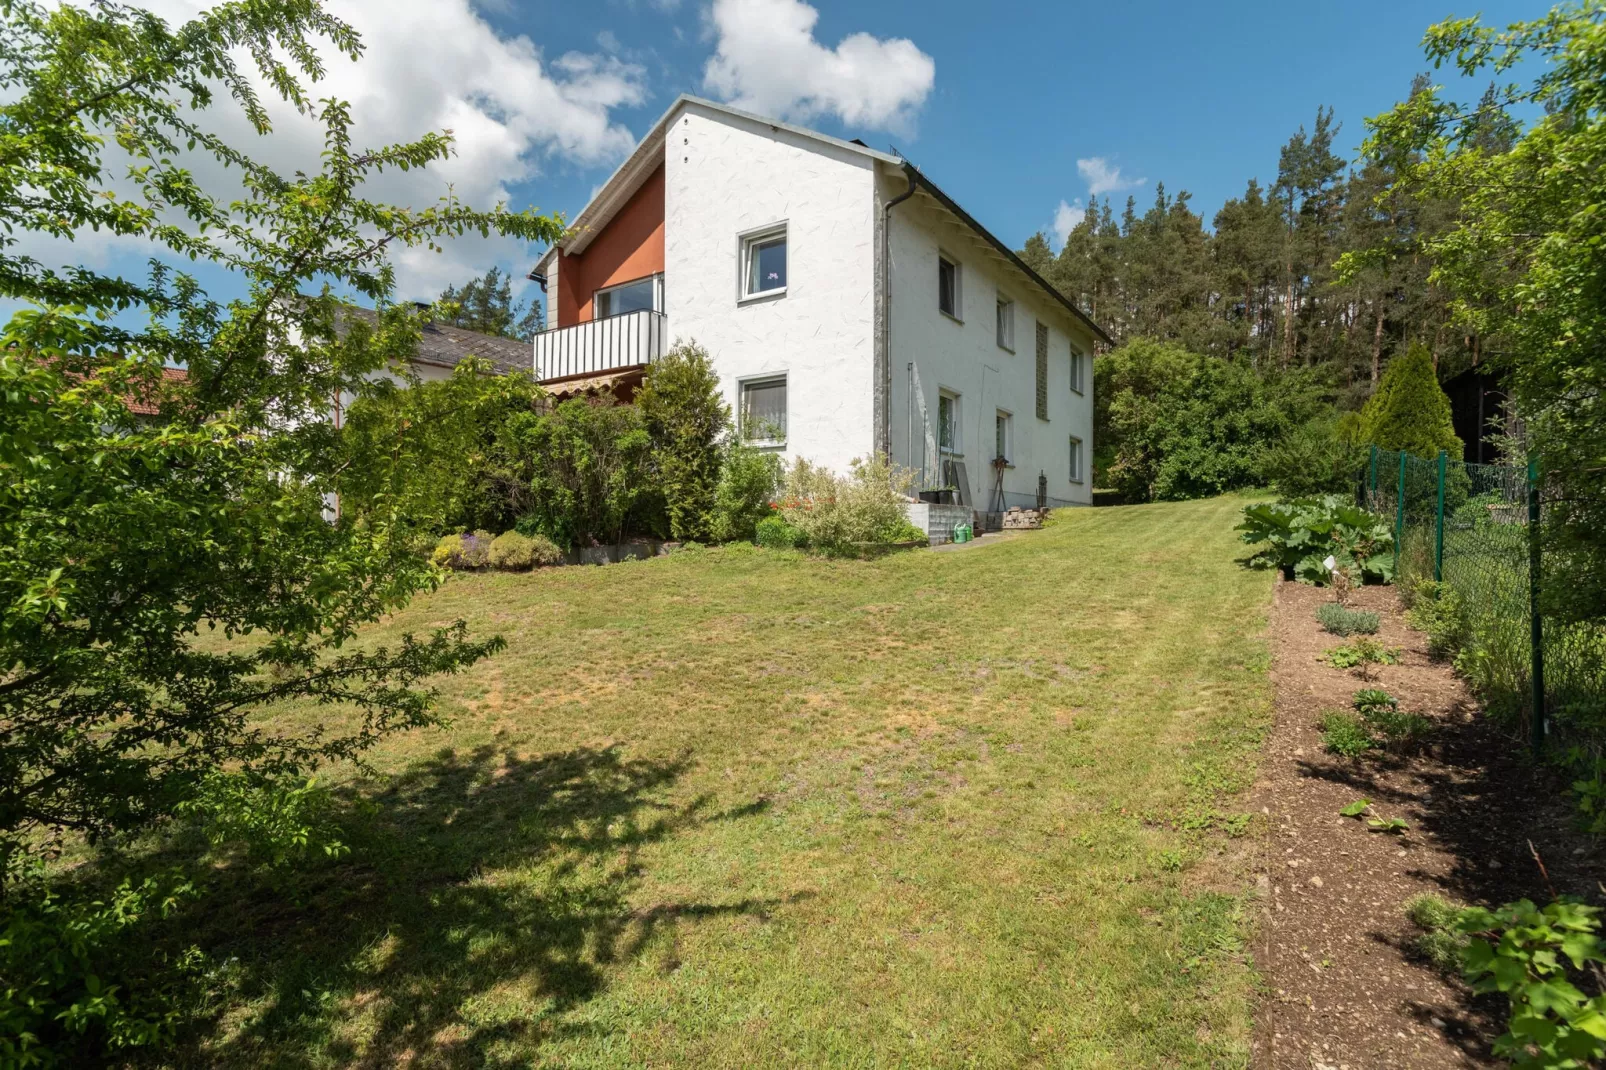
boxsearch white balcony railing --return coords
[532,309,666,382]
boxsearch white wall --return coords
[882,170,1096,508]
[664,102,879,475]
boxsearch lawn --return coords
[187,495,1274,1068]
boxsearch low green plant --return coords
[1367,816,1409,833]
[1324,637,1401,679]
[754,515,807,550]
[1405,580,1470,660]
[709,443,782,543]
[487,530,563,570]
[1260,415,1367,499]
[1339,798,1372,817]
[1406,895,1468,973]
[1320,711,1377,757]
[1237,495,1395,585]
[1457,897,1606,1068]
[431,530,494,570]
[1316,602,1381,636]
[1352,689,1433,746]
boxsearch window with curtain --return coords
[742,228,787,298]
[741,376,787,444]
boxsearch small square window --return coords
[938,390,961,454]
[1069,436,1084,484]
[741,375,787,445]
[938,255,961,319]
[1069,346,1085,395]
[996,297,1014,351]
[741,228,787,299]
[995,410,1013,464]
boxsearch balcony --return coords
[532,309,667,384]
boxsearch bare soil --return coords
[1250,579,1603,1070]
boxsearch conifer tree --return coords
[1360,342,1461,457]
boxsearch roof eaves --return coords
[900,163,1112,347]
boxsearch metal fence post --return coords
[1395,450,1406,579]
[1528,458,1546,753]
[1368,445,1378,509]
[1434,450,1447,582]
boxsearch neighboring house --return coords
[530,94,1110,511]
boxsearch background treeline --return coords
[1017,81,1517,502]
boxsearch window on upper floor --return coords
[741,226,787,299]
[595,273,661,319]
[938,254,961,319]
[939,390,962,454]
[996,296,1015,351]
[1035,321,1049,420]
[740,375,787,446]
[1069,345,1086,395]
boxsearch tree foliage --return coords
[1359,341,1461,457]
[637,342,732,542]
[437,266,543,341]
[0,0,562,881]
[515,396,659,550]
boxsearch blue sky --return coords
[13,0,1551,322]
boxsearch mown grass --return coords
[179,494,1274,1068]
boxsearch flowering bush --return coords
[773,454,920,551]
[431,530,494,570]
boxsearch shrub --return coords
[1457,897,1606,1068]
[0,872,203,1065]
[487,530,563,570]
[755,515,807,549]
[514,395,658,550]
[774,454,919,552]
[1361,342,1462,459]
[1098,338,1329,502]
[1262,414,1367,499]
[1404,580,1470,660]
[431,530,494,569]
[1324,638,1401,678]
[1319,711,1376,757]
[710,443,782,543]
[637,342,731,541]
[1238,496,1395,584]
[1353,690,1432,746]
[1316,602,1380,636]
[1406,895,1468,972]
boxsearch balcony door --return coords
[594,273,664,319]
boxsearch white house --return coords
[530,95,1108,514]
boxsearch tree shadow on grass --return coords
[169,744,781,1067]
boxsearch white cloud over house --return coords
[1048,156,1146,249]
[701,0,936,135]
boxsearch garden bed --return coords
[1250,580,1602,1068]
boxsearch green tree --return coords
[0,0,560,882]
[1357,1,1606,625]
[637,341,731,542]
[516,396,658,550]
[1359,342,1461,458]
[437,266,543,341]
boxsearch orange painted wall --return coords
[556,163,665,326]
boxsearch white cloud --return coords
[20,0,648,300]
[1076,156,1145,198]
[701,0,935,135]
[1052,200,1085,246]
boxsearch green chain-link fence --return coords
[1363,446,1606,756]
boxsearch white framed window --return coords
[996,296,1015,351]
[740,225,787,300]
[595,273,662,319]
[1069,435,1084,484]
[938,390,962,454]
[740,375,787,446]
[1069,346,1086,395]
[994,409,1013,464]
[938,253,961,319]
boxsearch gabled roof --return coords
[338,306,531,376]
[531,94,1110,346]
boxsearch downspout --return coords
[881,167,918,459]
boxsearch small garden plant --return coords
[1316,602,1380,637]
[1406,895,1468,972]
[1323,637,1401,679]
[1321,712,1376,757]
[1237,495,1395,585]
[1336,798,1409,832]
[1354,689,1432,745]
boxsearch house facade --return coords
[531,95,1108,510]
